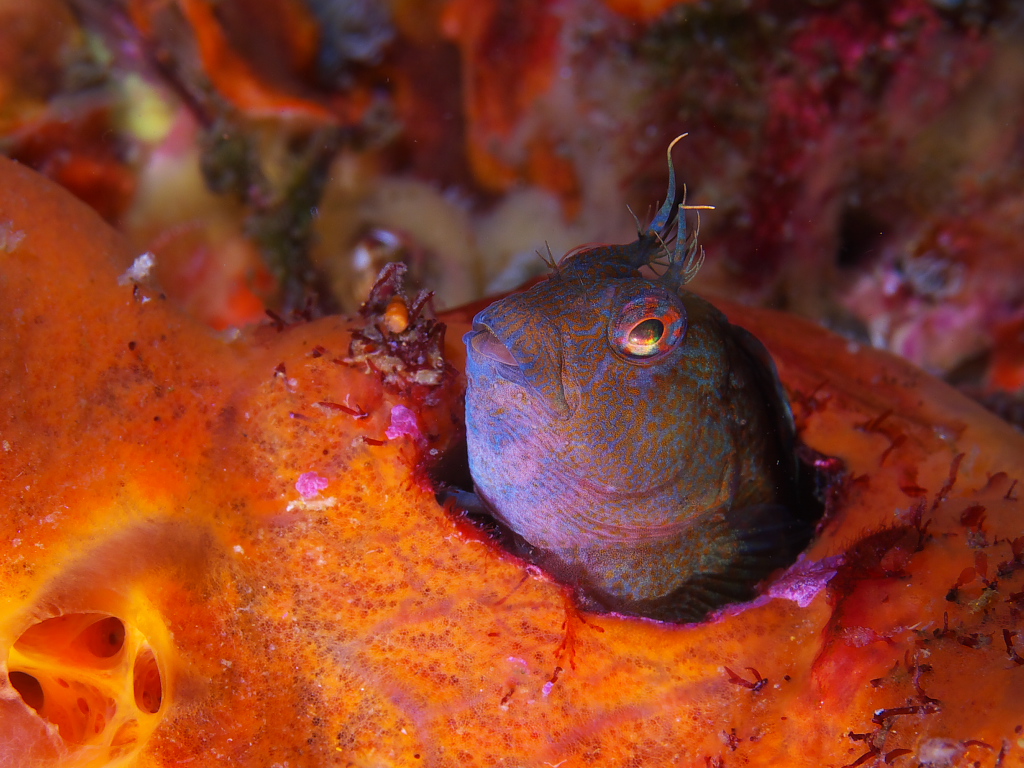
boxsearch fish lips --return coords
[464,306,570,419]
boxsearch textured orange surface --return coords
[1,156,1023,767]
[441,0,564,192]
[177,0,334,121]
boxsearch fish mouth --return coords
[465,326,535,393]
[467,328,519,367]
[465,307,570,418]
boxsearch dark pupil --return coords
[629,318,664,346]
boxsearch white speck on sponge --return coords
[118,252,156,286]
[285,496,337,513]
[0,221,25,253]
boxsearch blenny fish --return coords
[464,138,805,622]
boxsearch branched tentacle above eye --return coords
[647,135,714,293]
[556,135,712,284]
[648,134,687,236]
[660,207,708,293]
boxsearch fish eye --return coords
[609,292,686,361]
[629,318,664,349]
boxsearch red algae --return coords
[1,157,1024,767]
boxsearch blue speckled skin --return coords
[464,197,801,622]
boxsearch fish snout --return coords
[466,327,519,367]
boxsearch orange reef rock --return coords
[1,157,1023,767]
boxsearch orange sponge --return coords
[1,155,1022,767]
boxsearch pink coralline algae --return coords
[385,404,422,441]
[767,555,845,608]
[295,472,330,499]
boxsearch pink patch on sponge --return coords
[296,471,330,499]
[385,404,422,441]
[767,554,844,607]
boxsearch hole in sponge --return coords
[111,720,138,747]
[20,677,116,745]
[133,647,162,714]
[14,613,126,667]
[9,670,44,711]
[8,611,164,750]
[80,616,126,659]
[434,429,836,623]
